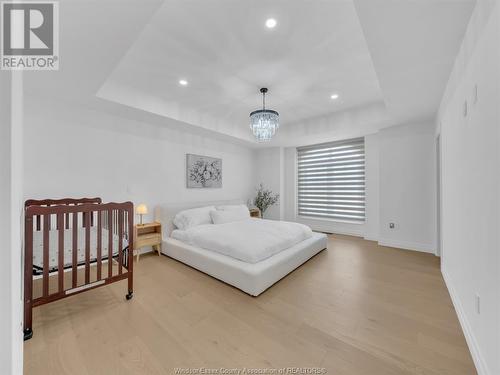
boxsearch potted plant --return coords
[253,184,279,218]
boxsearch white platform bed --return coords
[156,200,328,296]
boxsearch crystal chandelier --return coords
[249,88,279,142]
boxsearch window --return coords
[297,137,365,222]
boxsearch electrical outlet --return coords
[475,294,481,314]
[389,223,395,229]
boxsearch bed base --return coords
[162,232,328,296]
[23,198,134,341]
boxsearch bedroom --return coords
[1,0,499,374]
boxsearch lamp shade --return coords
[136,204,148,215]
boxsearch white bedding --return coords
[32,227,128,270]
[171,218,312,263]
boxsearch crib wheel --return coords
[126,292,133,300]
[24,328,33,341]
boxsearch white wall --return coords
[272,122,436,251]
[272,101,390,147]
[0,68,13,375]
[23,97,257,225]
[363,133,380,241]
[283,147,296,223]
[378,121,436,253]
[254,147,284,220]
[437,2,500,374]
[0,72,24,375]
[11,72,24,375]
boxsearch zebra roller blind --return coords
[297,137,365,222]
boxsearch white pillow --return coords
[216,204,248,211]
[210,207,250,224]
[173,206,215,230]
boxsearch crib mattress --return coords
[32,227,128,270]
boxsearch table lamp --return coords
[136,204,148,225]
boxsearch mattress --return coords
[163,231,328,296]
[32,227,128,270]
[170,218,312,263]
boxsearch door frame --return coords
[436,134,442,258]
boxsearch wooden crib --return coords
[23,198,134,341]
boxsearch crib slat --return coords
[118,210,124,275]
[72,212,78,288]
[108,209,113,278]
[65,212,70,229]
[47,205,52,229]
[85,211,91,284]
[57,213,64,293]
[43,215,49,297]
[24,214,34,334]
[124,211,128,269]
[97,211,102,280]
[124,211,128,239]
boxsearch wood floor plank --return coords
[24,234,476,375]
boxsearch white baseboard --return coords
[363,235,379,242]
[377,238,435,253]
[442,268,490,375]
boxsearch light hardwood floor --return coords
[24,235,476,375]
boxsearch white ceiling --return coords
[24,0,475,147]
[97,0,384,141]
[354,0,475,124]
[23,0,163,102]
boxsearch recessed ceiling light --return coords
[330,94,339,100]
[265,18,277,28]
[179,79,188,86]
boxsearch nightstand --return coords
[133,222,162,262]
[249,208,261,218]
